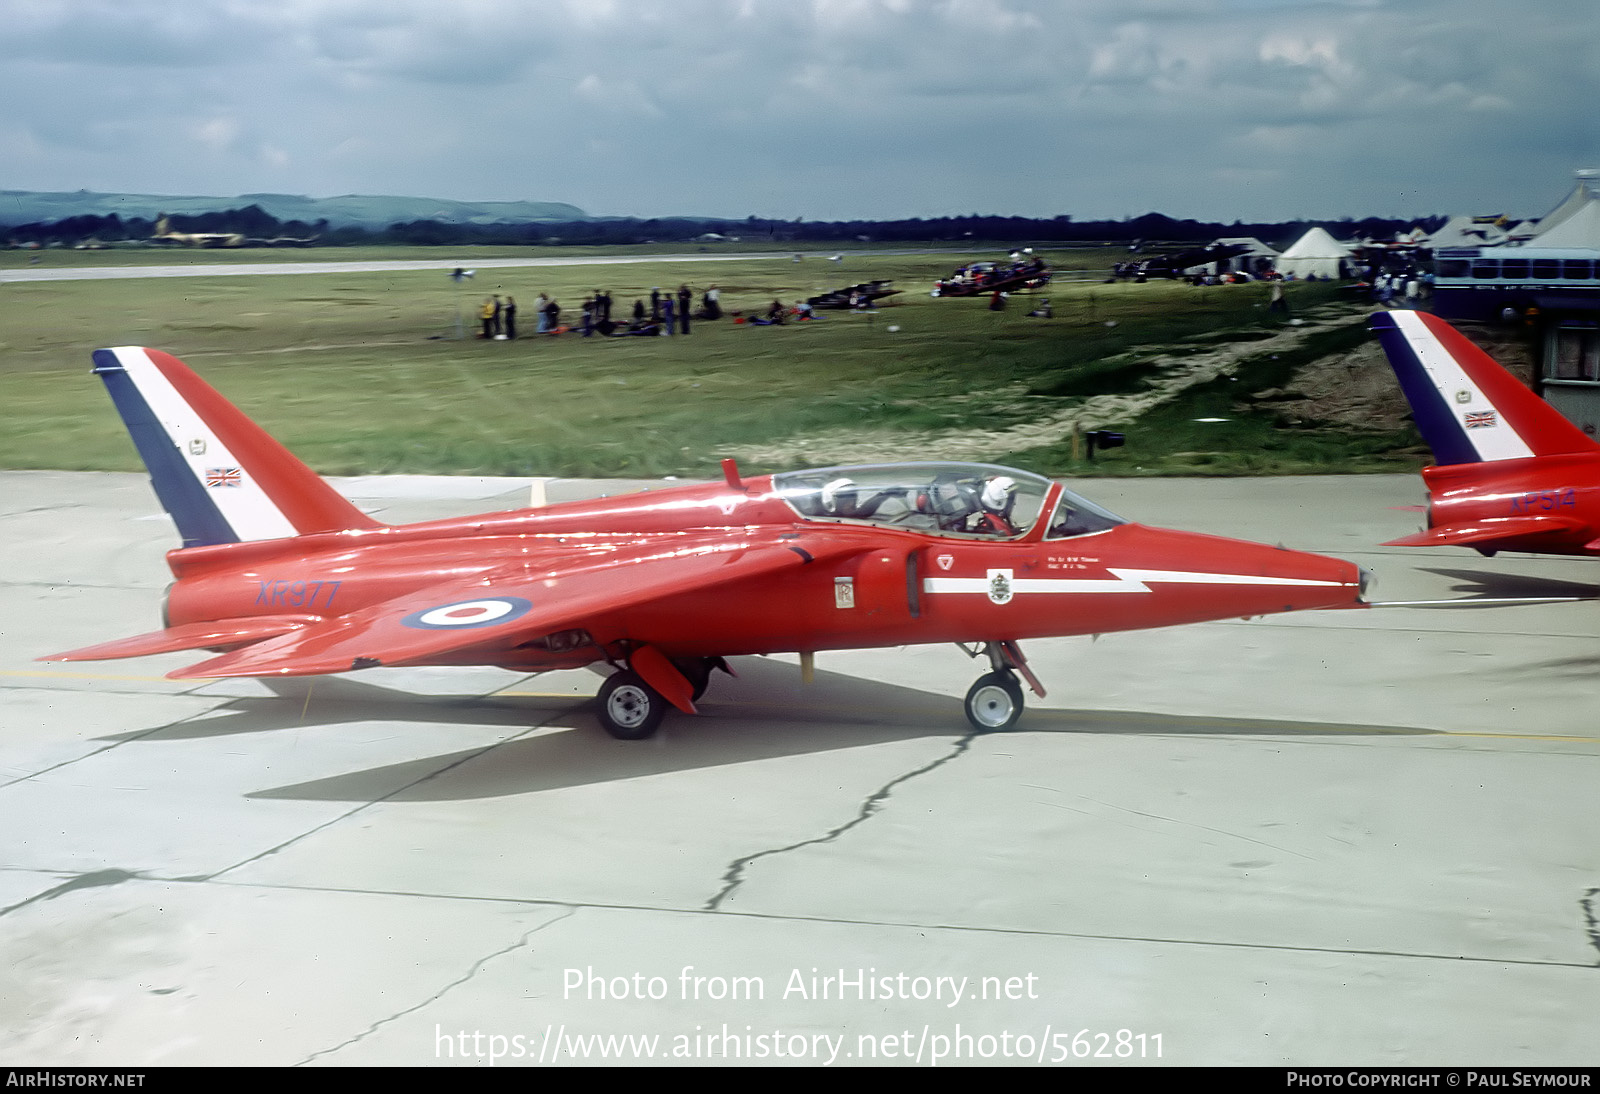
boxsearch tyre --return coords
[964,671,1024,732]
[598,670,668,740]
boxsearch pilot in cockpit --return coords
[821,477,892,520]
[969,475,1019,535]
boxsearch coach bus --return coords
[1432,246,1600,322]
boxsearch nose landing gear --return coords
[960,640,1045,732]
[965,671,1024,731]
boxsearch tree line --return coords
[3,203,1444,248]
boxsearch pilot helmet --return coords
[980,476,1017,511]
[821,477,858,514]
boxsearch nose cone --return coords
[1118,525,1365,621]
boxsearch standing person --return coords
[491,294,504,337]
[544,296,561,333]
[479,297,496,339]
[580,296,594,337]
[701,285,721,320]
[662,293,675,336]
[1268,280,1288,315]
[502,296,517,339]
[650,287,662,321]
[534,292,550,334]
[677,284,692,334]
[596,289,611,323]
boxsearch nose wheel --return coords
[964,671,1024,732]
[959,640,1044,732]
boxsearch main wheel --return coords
[598,670,668,740]
[964,671,1024,732]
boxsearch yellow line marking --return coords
[2,668,177,683]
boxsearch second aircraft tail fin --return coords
[1371,311,1598,465]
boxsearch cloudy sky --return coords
[4,0,1597,223]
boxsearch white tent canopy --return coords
[1423,215,1510,249]
[1532,171,1600,237]
[1181,236,1279,276]
[1529,175,1600,248]
[1276,227,1353,279]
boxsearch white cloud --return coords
[1,0,1597,219]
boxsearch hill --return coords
[0,190,588,229]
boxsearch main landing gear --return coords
[960,641,1045,733]
[595,655,730,740]
[597,671,667,740]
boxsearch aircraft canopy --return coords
[776,462,1124,539]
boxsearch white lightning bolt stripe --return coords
[922,568,1349,595]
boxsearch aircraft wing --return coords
[166,531,866,679]
[41,616,320,662]
[1384,515,1589,548]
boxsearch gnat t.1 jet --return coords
[1372,310,1600,558]
[43,348,1366,737]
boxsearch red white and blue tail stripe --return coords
[91,347,381,547]
[1371,311,1598,464]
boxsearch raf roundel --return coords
[401,597,533,630]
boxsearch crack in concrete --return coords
[293,905,578,1066]
[0,704,212,791]
[209,706,574,882]
[1582,887,1600,967]
[704,730,981,911]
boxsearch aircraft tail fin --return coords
[1370,311,1598,465]
[91,347,383,547]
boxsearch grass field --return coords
[0,246,1421,478]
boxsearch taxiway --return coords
[1,471,1596,1066]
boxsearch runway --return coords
[0,250,936,284]
[2,470,1597,1066]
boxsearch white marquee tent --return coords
[1276,226,1354,279]
[1531,200,1600,249]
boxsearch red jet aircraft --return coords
[1372,310,1600,558]
[43,347,1367,737]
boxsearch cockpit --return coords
[774,462,1125,540]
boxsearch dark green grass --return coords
[1004,320,1427,475]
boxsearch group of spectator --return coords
[1369,267,1431,308]
[478,285,728,339]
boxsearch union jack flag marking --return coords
[1464,411,1497,429]
[205,467,242,488]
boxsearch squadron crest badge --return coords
[986,568,1014,605]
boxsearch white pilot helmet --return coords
[821,477,857,513]
[980,475,1017,510]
